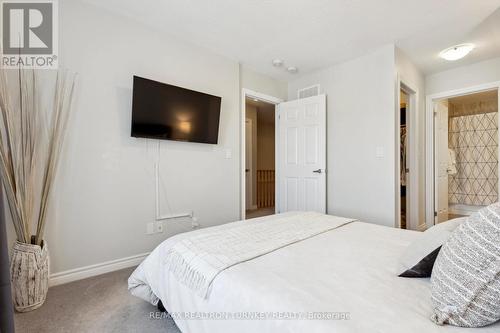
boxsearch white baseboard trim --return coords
[49,252,149,287]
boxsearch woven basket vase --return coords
[10,241,49,312]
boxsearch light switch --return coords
[375,147,385,158]
[225,149,232,159]
[146,222,155,235]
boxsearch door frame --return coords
[425,81,500,229]
[241,89,283,220]
[396,76,419,230]
[434,100,450,223]
[244,118,255,210]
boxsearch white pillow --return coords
[397,217,466,277]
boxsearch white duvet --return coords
[161,212,354,298]
[129,213,500,333]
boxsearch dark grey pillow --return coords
[430,203,500,327]
[397,218,465,278]
[399,246,442,278]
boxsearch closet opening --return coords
[434,89,499,223]
[397,80,418,230]
[400,90,410,229]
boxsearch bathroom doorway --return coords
[433,89,499,223]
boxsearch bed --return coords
[128,212,500,333]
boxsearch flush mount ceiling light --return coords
[439,43,475,61]
[272,59,283,67]
[287,66,298,74]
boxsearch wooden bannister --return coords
[257,170,275,208]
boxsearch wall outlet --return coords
[156,221,164,233]
[146,222,155,235]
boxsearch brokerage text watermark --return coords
[149,311,351,321]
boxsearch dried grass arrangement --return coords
[0,68,75,312]
[0,68,75,245]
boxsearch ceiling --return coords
[83,0,500,81]
[399,6,500,75]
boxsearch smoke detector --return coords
[272,59,283,67]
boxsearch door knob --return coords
[313,169,322,174]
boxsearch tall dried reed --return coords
[0,69,75,246]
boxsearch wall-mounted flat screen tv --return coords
[131,76,221,144]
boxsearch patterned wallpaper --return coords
[448,111,498,206]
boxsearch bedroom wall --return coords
[288,44,397,227]
[240,66,288,100]
[48,0,238,274]
[6,0,286,276]
[426,56,500,95]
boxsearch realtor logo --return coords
[1,0,58,68]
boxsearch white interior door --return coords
[245,119,253,210]
[278,95,326,213]
[435,101,449,223]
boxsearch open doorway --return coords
[397,81,418,230]
[241,90,282,220]
[433,89,499,223]
[245,97,276,219]
[400,90,409,229]
[241,90,327,219]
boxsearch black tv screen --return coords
[131,76,221,144]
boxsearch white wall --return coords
[50,0,238,274]
[6,0,286,275]
[426,57,500,95]
[395,47,426,230]
[240,66,288,100]
[288,44,397,227]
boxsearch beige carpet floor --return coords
[245,207,275,219]
[15,267,181,333]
